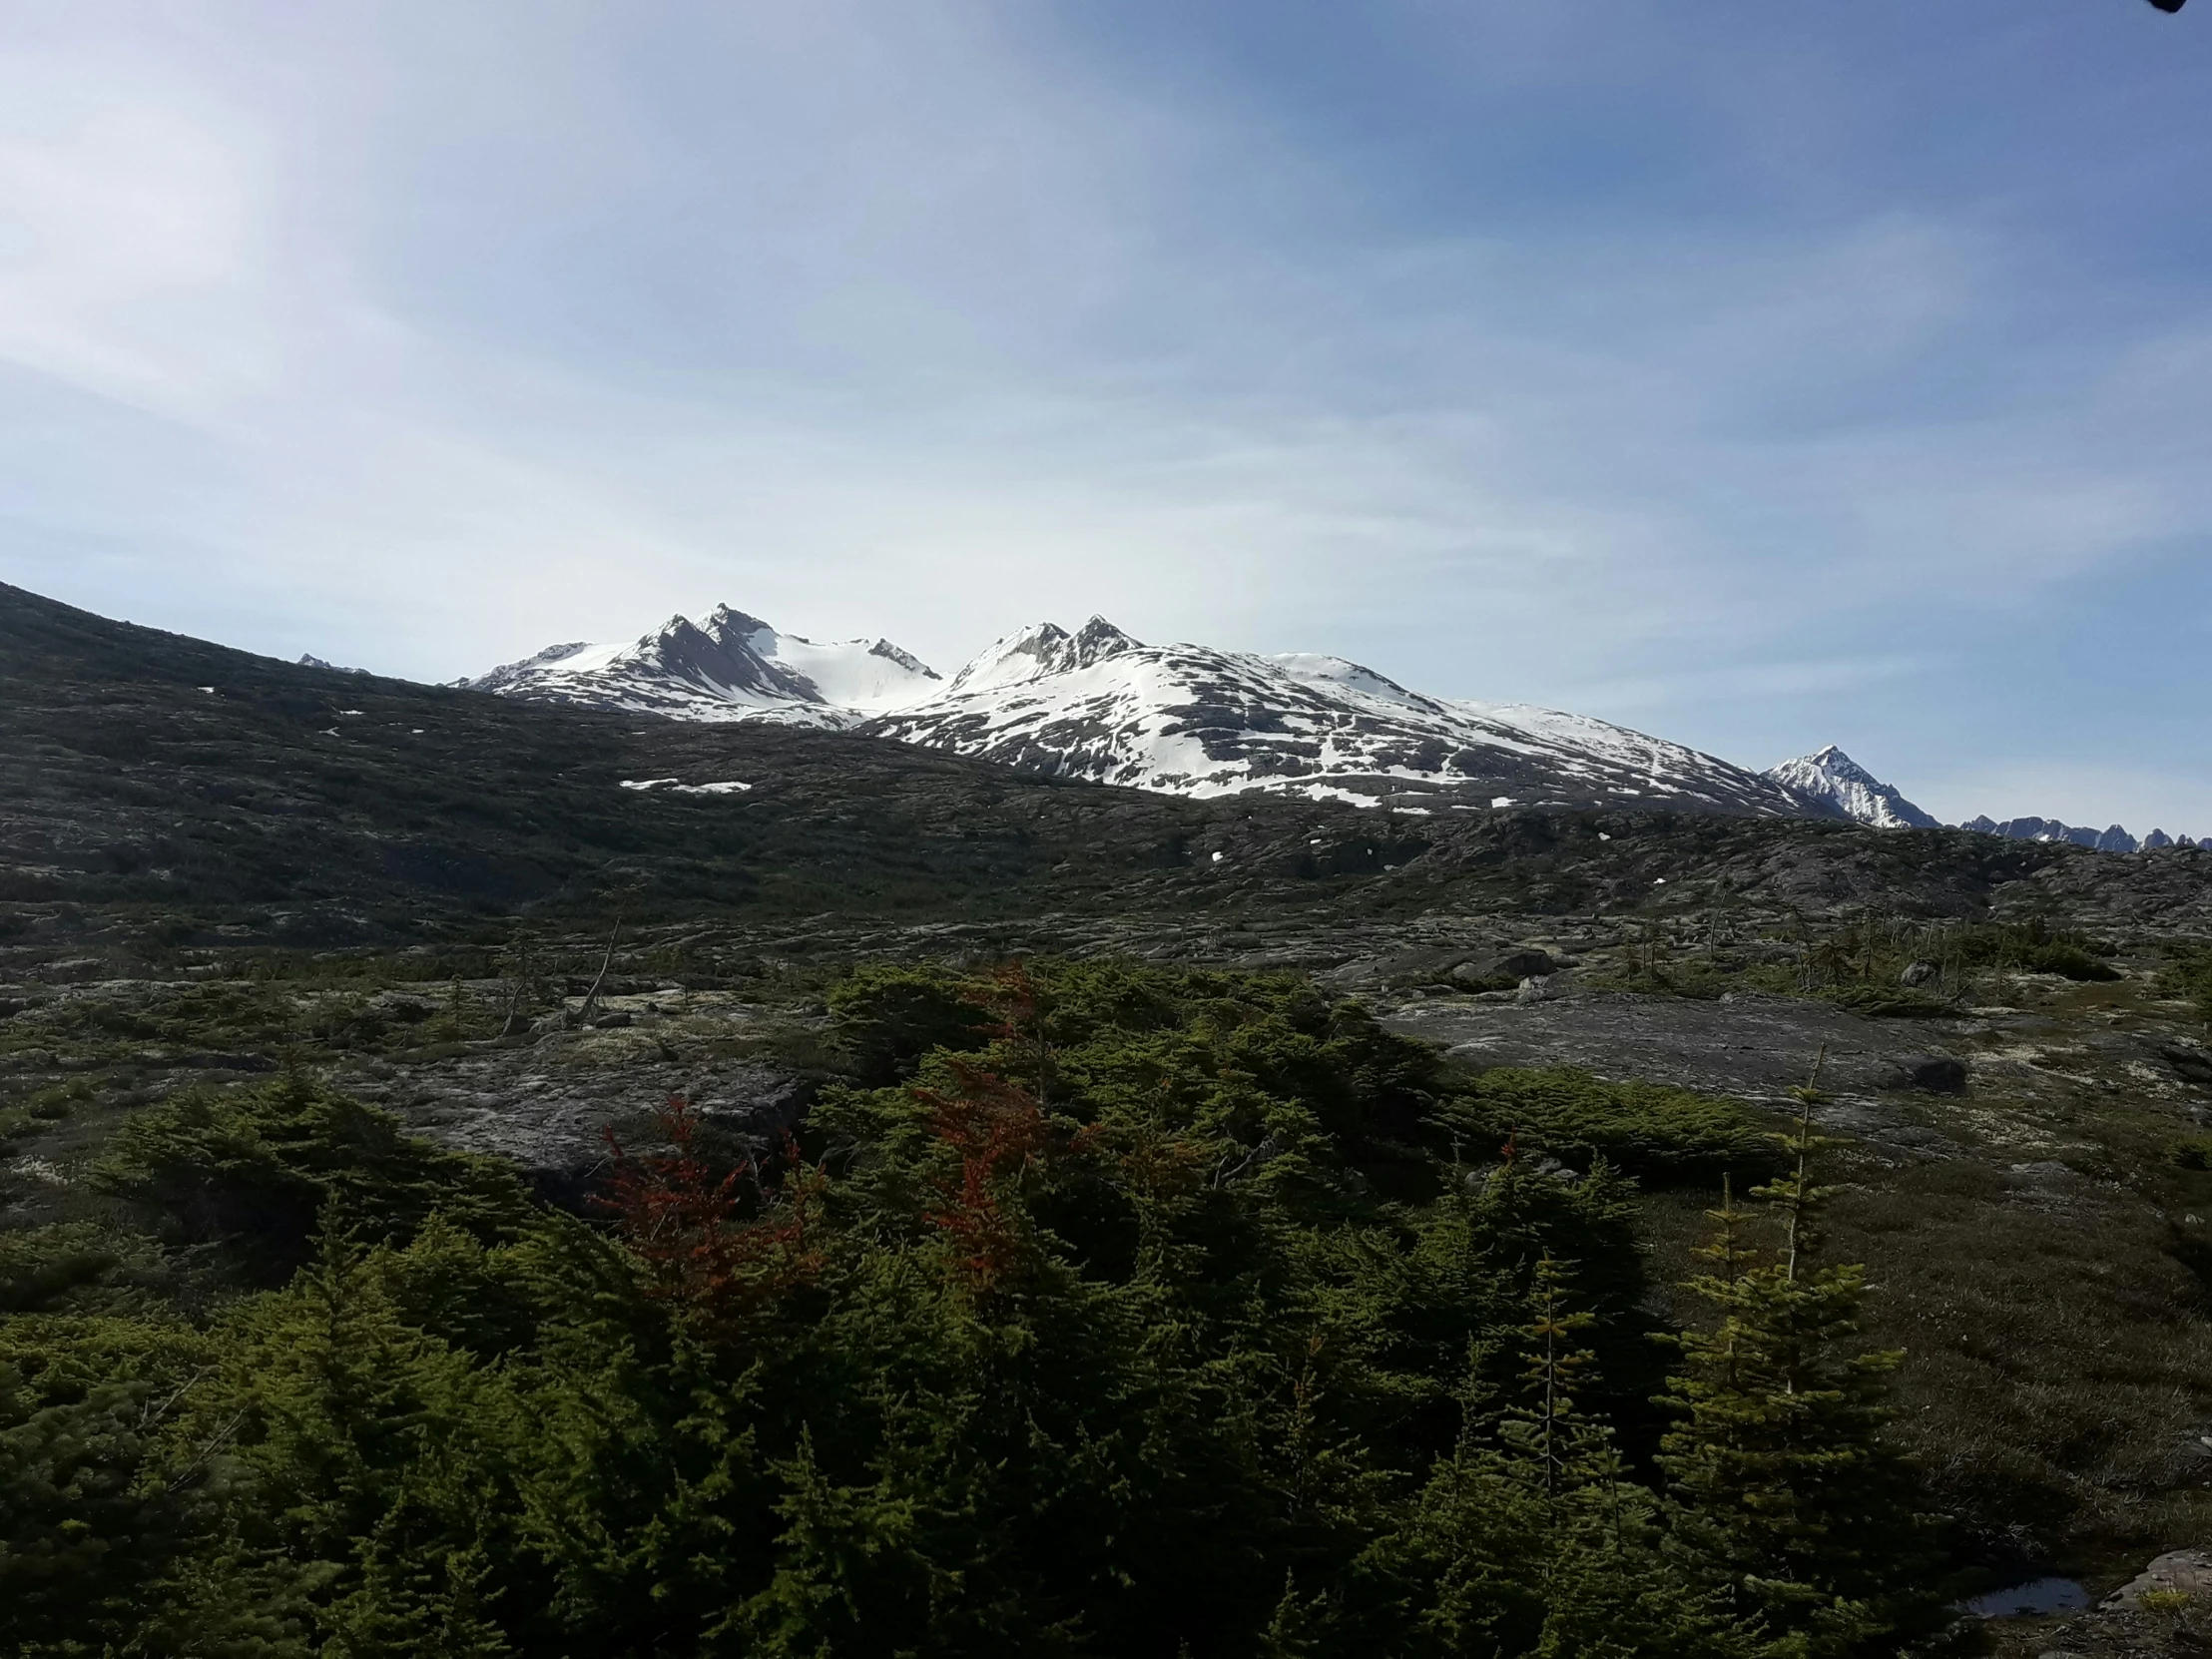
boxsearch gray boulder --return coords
[2100,1547,2212,1610]
[2164,1045,2212,1089]
[1896,1054,1967,1094]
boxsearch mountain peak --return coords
[1765,747,1939,830]
[462,605,939,724]
[945,618,1146,694]
[702,604,777,644]
[1806,743,1870,776]
[1071,615,1142,666]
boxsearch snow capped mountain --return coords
[462,605,941,727]
[473,607,2073,822]
[863,618,1818,817]
[1763,746,1940,830]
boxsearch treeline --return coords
[3,961,1939,1656]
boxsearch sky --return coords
[2,1,2209,834]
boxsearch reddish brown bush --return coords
[600,1094,824,1336]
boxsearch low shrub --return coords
[1437,1065,1781,1185]
[92,1076,530,1277]
[2168,1134,2212,1172]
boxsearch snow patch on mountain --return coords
[1763,746,1940,830]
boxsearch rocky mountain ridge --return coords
[463,606,2199,846]
[871,617,1826,817]
[1960,815,2197,855]
[470,608,1827,820]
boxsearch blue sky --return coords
[3,1,2208,832]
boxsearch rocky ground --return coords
[12,579,2212,1646]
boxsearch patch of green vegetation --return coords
[2158,949,2212,1027]
[2167,1133,2212,1171]
[1859,1155,2212,1548]
[1812,984,1953,1019]
[1439,1066,1781,1186]
[826,960,997,1083]
[0,1078,95,1143]
[1999,937,2122,982]
[3,962,1939,1658]
[92,1075,533,1279]
[1581,956,1744,1000]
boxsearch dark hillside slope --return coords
[0,582,1375,933]
[6,582,2208,965]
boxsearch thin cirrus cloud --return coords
[0,0,2207,834]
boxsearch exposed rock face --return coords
[1765,745,1940,830]
[343,997,817,1206]
[2164,1045,2212,1089]
[2100,1549,2212,1611]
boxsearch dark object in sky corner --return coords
[2147,0,2185,13]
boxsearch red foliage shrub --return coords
[912,1059,1053,1291]
[599,1094,823,1337]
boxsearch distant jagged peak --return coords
[1764,745,1939,830]
[946,621,1065,695]
[650,612,719,649]
[516,641,592,667]
[297,652,370,676]
[1959,816,2208,853]
[1963,815,2149,854]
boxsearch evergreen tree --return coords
[1500,1256,1599,1500]
[1656,1098,1937,1654]
[0,1362,196,1657]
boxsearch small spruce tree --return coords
[1656,1088,1936,1655]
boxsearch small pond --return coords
[1956,1576,2091,1619]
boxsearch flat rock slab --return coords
[1382,989,1959,1108]
[2101,1549,2212,1611]
[339,1036,810,1202]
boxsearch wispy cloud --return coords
[1,0,2207,830]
